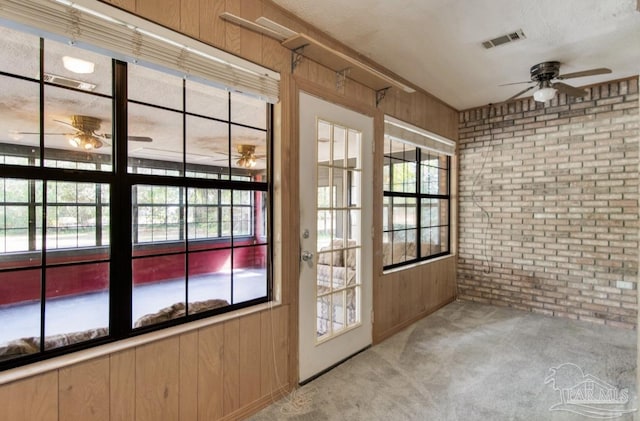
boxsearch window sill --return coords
[382,253,455,276]
[0,299,283,386]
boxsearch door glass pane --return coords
[315,119,362,342]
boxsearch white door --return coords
[298,92,373,383]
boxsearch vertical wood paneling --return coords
[135,337,180,421]
[0,372,58,421]
[373,257,456,343]
[110,349,136,421]
[261,4,297,73]
[222,318,240,415]
[260,305,289,397]
[179,331,198,421]
[262,36,289,74]
[101,0,136,12]
[197,323,224,421]
[239,312,262,407]
[180,0,200,38]
[59,357,110,421]
[135,0,180,30]
[274,305,289,391]
[199,0,226,49]
[240,0,263,63]
[224,0,241,54]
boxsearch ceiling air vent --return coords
[482,29,526,49]
[43,73,96,91]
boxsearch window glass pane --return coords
[133,185,185,247]
[332,125,346,168]
[255,191,268,243]
[230,92,266,129]
[45,182,109,253]
[44,86,113,169]
[44,262,109,349]
[0,76,41,165]
[0,269,41,359]
[186,80,228,120]
[132,254,186,328]
[231,125,267,175]
[128,103,183,174]
[0,178,40,254]
[0,26,39,78]
[187,187,221,242]
[232,245,267,304]
[128,64,182,110]
[186,115,229,170]
[187,249,231,310]
[44,38,113,96]
[347,129,361,170]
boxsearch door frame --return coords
[298,86,378,382]
[282,76,381,387]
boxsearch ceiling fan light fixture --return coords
[62,56,95,74]
[69,133,102,150]
[235,144,258,168]
[533,84,557,102]
[236,156,257,168]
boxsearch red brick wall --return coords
[457,77,639,328]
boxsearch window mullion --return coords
[109,59,132,336]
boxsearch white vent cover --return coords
[482,29,526,49]
[43,73,96,91]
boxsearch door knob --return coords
[301,250,314,262]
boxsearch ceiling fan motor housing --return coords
[530,61,560,82]
[71,115,102,133]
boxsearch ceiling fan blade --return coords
[499,81,534,87]
[505,85,535,102]
[552,82,586,98]
[11,131,73,136]
[102,134,153,142]
[53,119,77,130]
[128,136,153,142]
[556,68,612,80]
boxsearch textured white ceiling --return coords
[272,0,640,110]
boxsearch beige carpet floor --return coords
[251,300,637,421]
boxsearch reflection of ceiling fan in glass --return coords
[14,115,153,150]
[236,144,259,168]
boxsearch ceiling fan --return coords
[235,144,262,168]
[13,115,153,150]
[503,61,612,103]
[209,143,266,168]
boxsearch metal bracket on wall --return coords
[376,87,390,107]
[291,45,306,73]
[336,68,351,91]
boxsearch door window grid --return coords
[315,119,361,342]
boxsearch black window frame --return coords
[382,142,451,270]
[0,32,273,371]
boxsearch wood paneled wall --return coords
[373,257,457,342]
[0,0,458,419]
[1,306,289,421]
